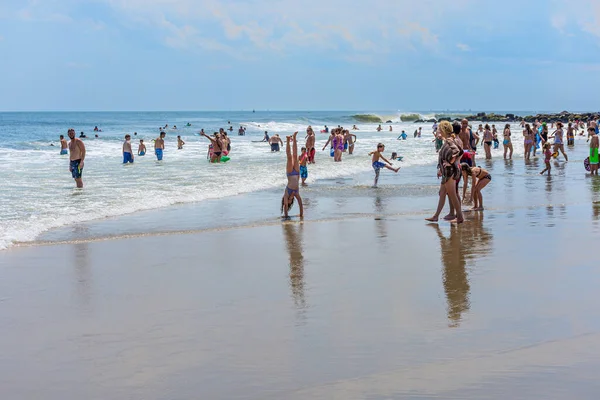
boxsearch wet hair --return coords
[556,122,563,127]
[505,123,510,129]
[391,152,398,159]
[452,122,461,135]
[484,124,490,130]
[461,163,472,175]
[377,143,384,148]
[301,147,306,151]
[281,195,295,214]
[125,134,130,139]
[60,135,64,139]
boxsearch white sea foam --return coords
[0,112,551,249]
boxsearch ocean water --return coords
[0,111,534,250]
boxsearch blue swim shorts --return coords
[300,165,308,179]
[155,148,163,160]
[70,159,83,179]
[123,152,134,164]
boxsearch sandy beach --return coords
[1,141,600,399]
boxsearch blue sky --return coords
[0,0,599,111]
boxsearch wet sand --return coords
[2,145,600,399]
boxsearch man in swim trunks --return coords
[59,135,68,155]
[123,134,134,164]
[269,134,283,152]
[67,128,86,188]
[305,129,316,164]
[155,132,166,160]
[459,119,476,167]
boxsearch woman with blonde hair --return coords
[426,121,464,224]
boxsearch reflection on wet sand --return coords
[373,195,388,241]
[431,213,493,327]
[73,242,93,311]
[282,222,306,312]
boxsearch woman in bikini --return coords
[483,124,493,160]
[426,121,464,224]
[282,132,304,218]
[503,123,513,160]
[461,164,491,211]
[202,132,224,163]
[523,124,534,161]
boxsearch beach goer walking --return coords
[299,147,309,185]
[483,124,493,160]
[332,130,344,162]
[590,128,599,175]
[123,134,134,164]
[138,139,146,156]
[322,131,336,158]
[503,124,513,159]
[549,122,568,161]
[425,121,464,224]
[270,134,283,152]
[67,129,86,188]
[59,135,68,155]
[369,143,400,188]
[282,132,303,218]
[154,132,166,160]
[540,143,553,175]
[461,164,491,211]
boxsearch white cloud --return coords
[456,43,471,52]
[101,0,472,57]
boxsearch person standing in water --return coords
[270,134,283,152]
[549,122,568,161]
[177,135,185,150]
[299,147,309,185]
[155,132,166,160]
[523,124,534,161]
[344,130,357,154]
[566,122,575,146]
[202,132,224,162]
[426,121,464,224]
[138,139,146,156]
[540,143,553,175]
[282,132,303,218]
[261,131,270,142]
[589,127,599,175]
[503,123,513,160]
[369,143,400,188]
[482,124,493,160]
[305,129,316,164]
[68,128,86,188]
[123,134,134,164]
[59,135,68,155]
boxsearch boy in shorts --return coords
[369,143,400,188]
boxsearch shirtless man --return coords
[305,129,316,164]
[67,129,86,188]
[59,135,68,155]
[269,134,283,152]
[123,134,134,164]
[344,130,357,154]
[155,132,166,160]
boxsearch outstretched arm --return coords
[322,137,332,150]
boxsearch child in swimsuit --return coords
[282,132,304,218]
[461,163,491,211]
[299,147,309,185]
[177,136,185,150]
[369,143,400,188]
[540,143,553,175]
[138,139,146,156]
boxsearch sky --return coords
[0,0,599,112]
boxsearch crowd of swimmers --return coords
[58,117,600,223]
